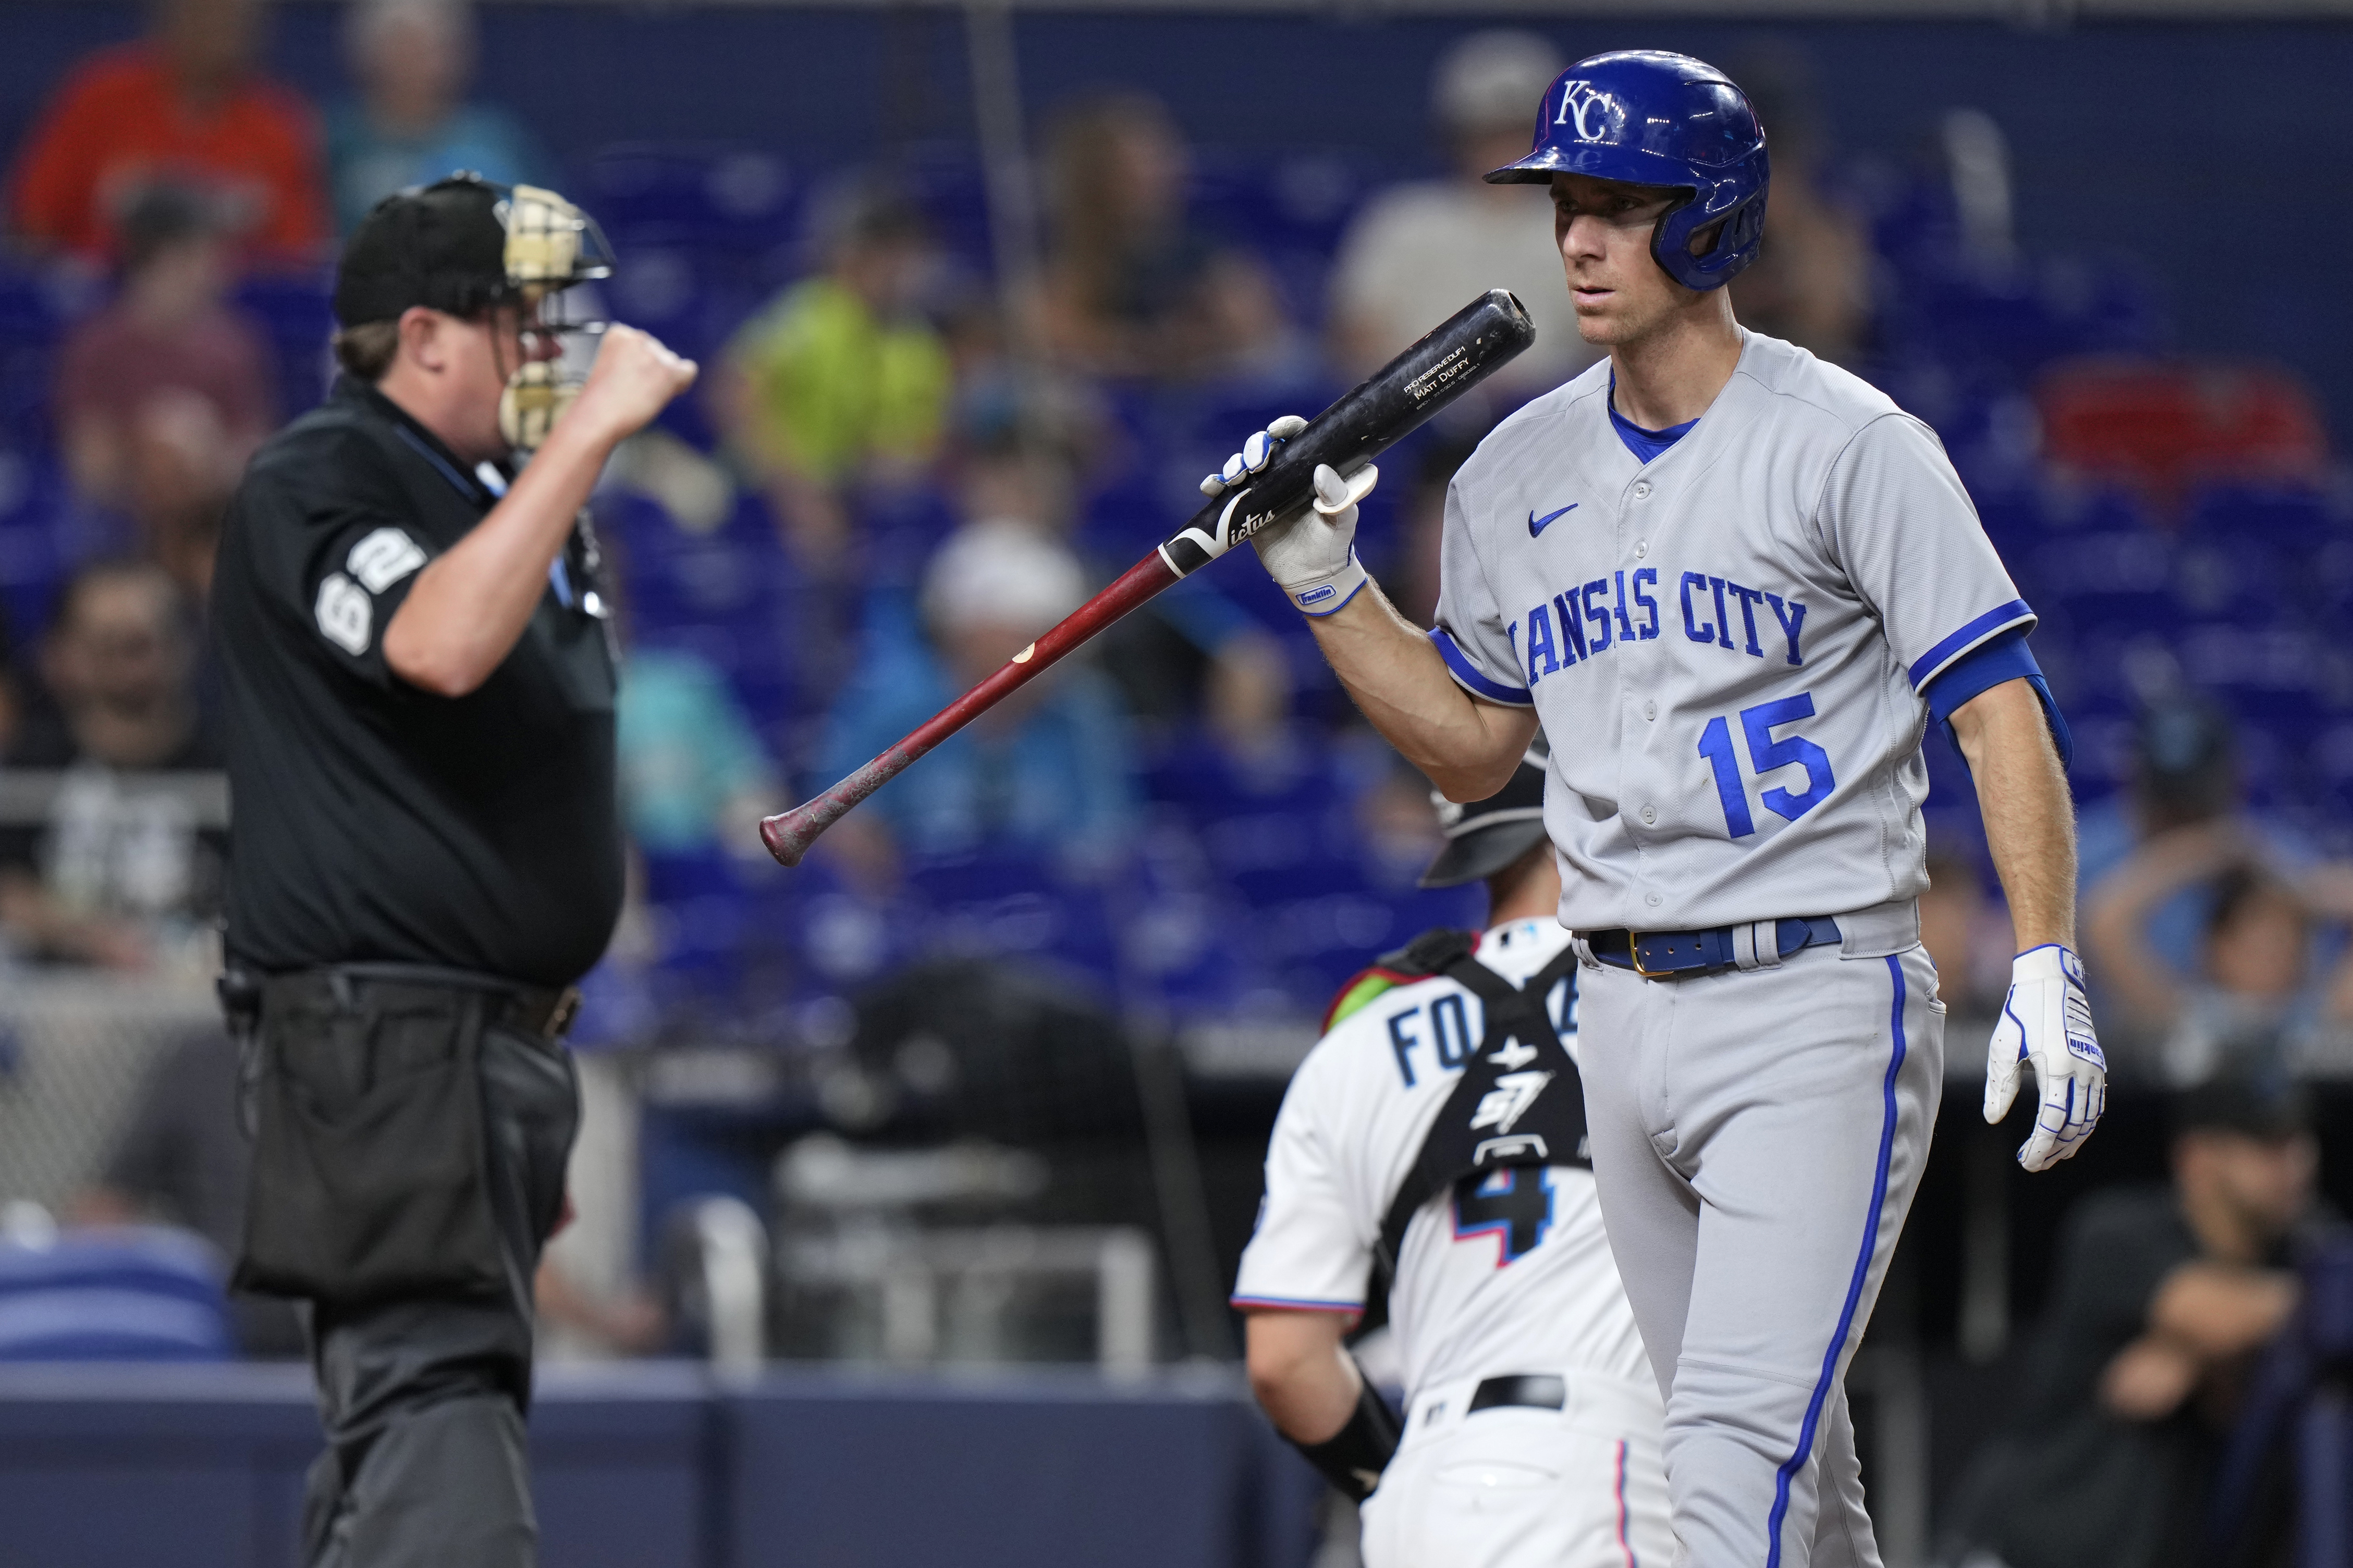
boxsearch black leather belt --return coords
[261,963,582,1041]
[1583,917,1842,979]
[1468,1374,1566,1414]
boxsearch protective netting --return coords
[0,975,219,1211]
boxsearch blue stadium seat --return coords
[900,850,1123,989]
[1881,250,2166,382]
[2029,521,2183,643]
[235,274,337,411]
[581,144,800,251]
[640,847,762,1008]
[0,1227,232,1361]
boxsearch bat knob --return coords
[759,808,812,868]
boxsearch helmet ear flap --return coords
[1651,184,1767,291]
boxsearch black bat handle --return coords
[1155,288,1537,578]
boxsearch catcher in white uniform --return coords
[1238,743,1673,1567]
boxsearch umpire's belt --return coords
[1582,916,1841,980]
[261,962,582,1041]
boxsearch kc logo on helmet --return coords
[1552,80,1620,142]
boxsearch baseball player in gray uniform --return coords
[1239,743,1672,1567]
[1204,50,2104,1568]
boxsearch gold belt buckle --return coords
[1628,932,1674,980]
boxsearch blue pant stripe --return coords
[1762,954,1908,1566]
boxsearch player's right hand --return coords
[1983,943,2106,1172]
[570,325,698,447]
[1203,417,1379,618]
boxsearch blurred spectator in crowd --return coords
[1918,849,2011,1020]
[715,182,951,570]
[1941,1072,2315,1568]
[1038,91,1302,381]
[1327,32,1596,398]
[2086,824,2353,1084]
[618,646,783,859]
[0,560,222,973]
[326,0,548,235]
[7,0,326,266]
[1723,45,1872,365]
[55,182,275,595]
[70,1029,304,1356]
[816,508,1137,876]
[0,603,22,761]
[2078,697,2316,977]
[1381,428,1486,629]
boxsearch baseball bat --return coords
[759,287,1537,868]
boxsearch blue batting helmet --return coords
[1486,50,1769,292]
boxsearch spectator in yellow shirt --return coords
[715,183,951,569]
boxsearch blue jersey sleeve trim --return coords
[1429,626,1534,707]
[1907,599,2035,690]
[1923,628,2075,772]
[1229,1293,1366,1315]
[1922,627,2034,722]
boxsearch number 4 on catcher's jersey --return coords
[1452,1166,1555,1266]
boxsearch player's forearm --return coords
[1244,1311,1363,1443]
[1952,678,2075,950]
[383,418,615,697]
[1305,582,1536,801]
[2149,1263,2298,1356]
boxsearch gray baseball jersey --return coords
[1430,329,2030,933]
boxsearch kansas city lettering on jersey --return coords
[1509,566,1810,691]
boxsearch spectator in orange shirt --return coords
[7,0,327,266]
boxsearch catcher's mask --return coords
[335,173,617,451]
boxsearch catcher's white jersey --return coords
[1430,329,2031,933]
[1233,917,1652,1402]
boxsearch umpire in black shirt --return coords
[211,175,695,1568]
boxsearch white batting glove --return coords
[1200,416,1378,618]
[1983,944,2106,1172]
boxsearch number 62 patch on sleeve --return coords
[315,574,372,656]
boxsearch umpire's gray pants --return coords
[1576,940,1943,1568]
[302,1024,580,1568]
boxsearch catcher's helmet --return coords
[1485,50,1769,292]
[1419,735,1551,890]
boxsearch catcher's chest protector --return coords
[1366,930,1590,1303]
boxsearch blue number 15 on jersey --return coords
[1695,692,1836,839]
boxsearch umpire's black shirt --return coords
[212,376,622,986]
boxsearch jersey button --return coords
[1645,893,1663,908]
[1640,805,1658,826]
[1644,700,1658,721]
[1634,540,1648,558]
[1633,480,1652,500]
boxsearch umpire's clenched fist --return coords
[569,325,698,447]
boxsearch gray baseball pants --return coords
[1574,937,1943,1568]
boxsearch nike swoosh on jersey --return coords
[1527,504,1578,537]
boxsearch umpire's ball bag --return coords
[232,976,509,1305]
